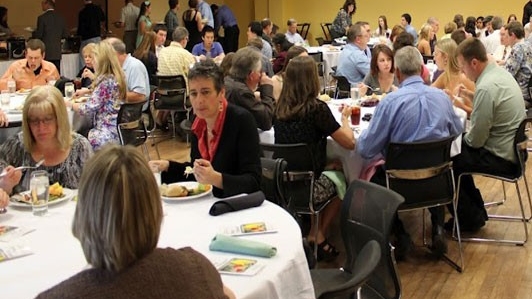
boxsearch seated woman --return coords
[271,33,293,74]
[431,38,475,115]
[417,23,433,56]
[133,31,158,86]
[274,56,354,261]
[272,45,307,101]
[0,86,92,195]
[358,44,398,96]
[68,42,127,150]
[37,145,235,299]
[76,43,96,88]
[150,60,261,198]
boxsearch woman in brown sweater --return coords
[37,145,235,299]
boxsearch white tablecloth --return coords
[0,194,314,299]
[259,99,467,183]
[0,53,79,79]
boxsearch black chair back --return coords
[385,136,456,210]
[297,23,311,40]
[342,180,404,299]
[320,23,333,42]
[331,74,350,99]
[422,55,434,64]
[260,157,288,209]
[117,101,148,147]
[154,75,189,111]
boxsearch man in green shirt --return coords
[450,37,526,231]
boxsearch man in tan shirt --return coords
[158,27,195,76]
[0,39,60,90]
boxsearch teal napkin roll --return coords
[322,170,347,199]
[209,234,277,258]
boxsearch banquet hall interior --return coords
[0,0,530,298]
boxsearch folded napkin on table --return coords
[209,191,265,216]
[209,234,277,258]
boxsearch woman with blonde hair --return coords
[133,31,158,85]
[417,23,434,56]
[431,38,475,114]
[68,42,127,150]
[0,85,92,194]
[77,43,96,88]
[274,55,354,261]
[37,145,235,298]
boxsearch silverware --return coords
[0,158,45,178]
[365,85,380,92]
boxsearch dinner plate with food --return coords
[15,88,31,95]
[160,181,212,202]
[9,183,76,208]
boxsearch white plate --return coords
[161,182,212,202]
[15,90,31,95]
[9,188,76,209]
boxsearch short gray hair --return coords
[394,46,422,76]
[106,37,126,54]
[172,27,189,42]
[491,16,503,30]
[229,47,262,81]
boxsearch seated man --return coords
[0,38,59,90]
[285,18,305,45]
[336,23,371,84]
[246,21,272,60]
[357,46,463,258]
[450,37,526,231]
[153,23,168,58]
[224,47,274,131]
[192,26,225,64]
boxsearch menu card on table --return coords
[0,244,33,262]
[0,226,35,242]
[214,257,265,276]
[220,222,277,236]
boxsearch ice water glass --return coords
[350,85,360,101]
[7,79,15,94]
[64,82,75,100]
[30,170,49,216]
[151,164,161,186]
[1,90,10,109]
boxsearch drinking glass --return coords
[1,90,10,109]
[350,84,360,101]
[7,79,15,94]
[73,77,82,90]
[64,82,75,100]
[150,164,161,186]
[351,105,361,126]
[30,170,49,216]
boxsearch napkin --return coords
[209,234,277,258]
[322,170,347,199]
[209,191,265,216]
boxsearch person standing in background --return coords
[523,0,532,26]
[164,0,180,45]
[115,0,140,54]
[211,4,240,53]
[400,13,417,45]
[197,0,213,28]
[330,0,356,39]
[32,0,68,73]
[0,6,12,36]
[136,1,152,48]
[77,0,106,69]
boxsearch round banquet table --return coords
[0,192,315,299]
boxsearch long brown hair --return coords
[133,31,156,61]
[370,44,394,76]
[275,56,320,120]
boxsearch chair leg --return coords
[484,181,506,207]
[313,213,320,262]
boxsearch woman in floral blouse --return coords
[330,0,356,39]
[68,42,127,150]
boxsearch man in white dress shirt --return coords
[115,0,140,54]
[482,16,503,54]
[153,24,168,57]
[285,18,305,45]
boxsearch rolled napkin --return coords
[209,191,265,216]
[209,234,277,258]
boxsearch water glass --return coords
[350,85,360,101]
[64,82,75,100]
[151,164,161,186]
[30,170,49,216]
[1,90,10,109]
[7,79,15,94]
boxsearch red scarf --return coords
[191,98,228,162]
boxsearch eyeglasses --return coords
[28,116,56,127]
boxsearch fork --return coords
[0,158,45,178]
[364,85,381,92]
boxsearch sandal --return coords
[316,239,339,262]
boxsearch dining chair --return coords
[452,117,532,245]
[297,22,311,40]
[153,74,191,139]
[311,240,381,299]
[339,179,404,299]
[385,135,464,272]
[320,23,333,43]
[260,157,288,210]
[260,142,332,260]
[330,74,350,99]
[117,101,150,159]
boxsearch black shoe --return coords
[444,217,485,233]
[156,123,169,132]
[315,239,339,262]
[431,226,448,257]
[394,233,413,261]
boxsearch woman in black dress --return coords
[182,0,204,52]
